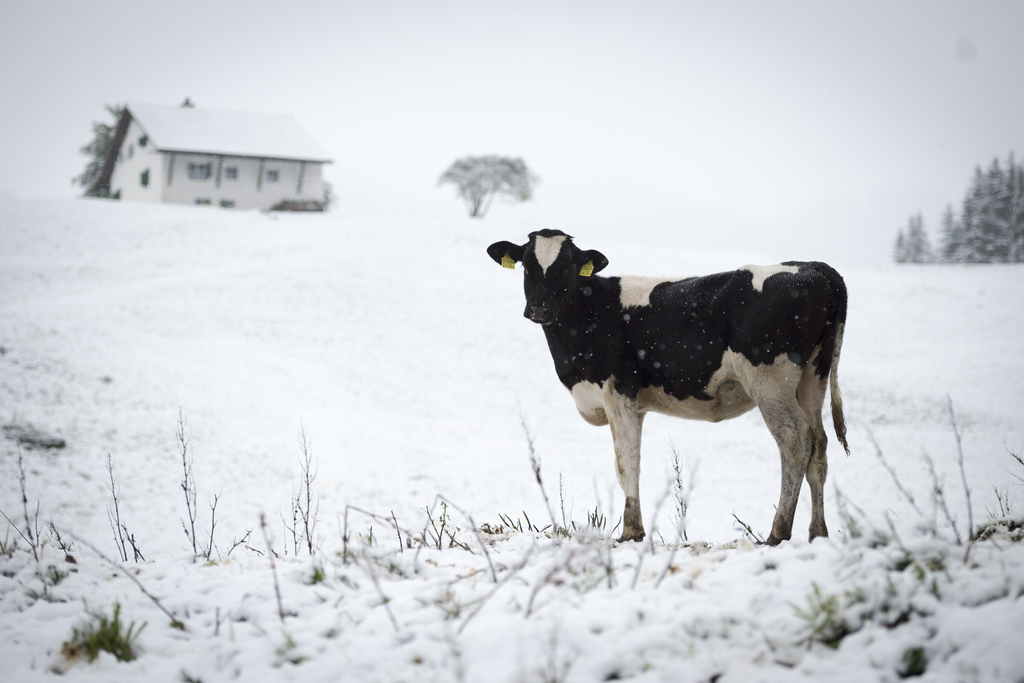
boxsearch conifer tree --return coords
[73,105,124,197]
[893,230,908,263]
[958,166,988,262]
[1008,152,1024,261]
[893,212,932,263]
[939,204,962,262]
[924,152,1024,263]
[959,159,1018,262]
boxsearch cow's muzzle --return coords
[525,303,553,324]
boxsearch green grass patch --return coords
[62,603,146,663]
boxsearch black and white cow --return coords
[488,229,849,545]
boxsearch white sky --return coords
[2,1,1022,264]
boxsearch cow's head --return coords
[487,229,609,325]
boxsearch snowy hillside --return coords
[1,198,1023,681]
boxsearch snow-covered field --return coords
[1,198,1023,682]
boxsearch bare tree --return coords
[177,410,199,556]
[438,155,538,218]
[295,425,319,555]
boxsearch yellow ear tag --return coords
[501,254,516,270]
[579,259,594,277]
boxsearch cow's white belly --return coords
[569,368,757,427]
[638,349,810,422]
[570,348,811,427]
[638,381,755,422]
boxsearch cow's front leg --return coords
[603,380,645,542]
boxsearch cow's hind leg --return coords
[754,388,816,546]
[798,358,830,541]
[603,380,645,542]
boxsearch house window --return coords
[188,162,212,180]
[220,199,235,208]
[127,144,134,159]
[195,198,212,205]
[140,169,149,187]
[266,169,279,183]
[224,166,238,180]
[139,135,148,147]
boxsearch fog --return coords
[2,1,1022,264]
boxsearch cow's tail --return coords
[829,320,849,454]
[816,263,849,455]
[802,261,849,454]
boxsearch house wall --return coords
[109,119,164,202]
[160,153,324,210]
[109,116,327,210]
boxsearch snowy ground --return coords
[1,198,1023,681]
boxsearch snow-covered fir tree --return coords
[1009,153,1024,261]
[961,160,1015,261]
[920,152,1024,263]
[893,212,932,263]
[939,204,963,262]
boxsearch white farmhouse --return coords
[101,102,332,211]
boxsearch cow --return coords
[487,229,849,545]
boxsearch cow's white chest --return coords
[570,381,608,426]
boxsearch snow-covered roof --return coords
[126,103,332,163]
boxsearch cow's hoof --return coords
[763,534,785,547]
[616,531,645,544]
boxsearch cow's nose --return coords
[526,303,551,323]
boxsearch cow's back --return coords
[619,262,845,403]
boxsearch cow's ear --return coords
[578,249,609,276]
[487,241,525,269]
